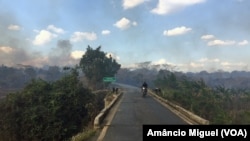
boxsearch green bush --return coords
[0,69,100,141]
[154,72,250,124]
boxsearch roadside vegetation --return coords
[1,45,249,140]
[153,70,250,124]
[0,46,121,141]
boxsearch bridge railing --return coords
[148,89,210,125]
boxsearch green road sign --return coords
[103,77,116,82]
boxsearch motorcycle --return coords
[142,87,147,97]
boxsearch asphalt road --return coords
[96,84,188,141]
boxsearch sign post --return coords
[103,77,116,82]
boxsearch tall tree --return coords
[79,45,121,89]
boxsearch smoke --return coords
[56,40,72,55]
[208,0,250,37]
[0,12,41,67]
[0,12,78,67]
[48,40,78,67]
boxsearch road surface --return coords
[97,84,188,141]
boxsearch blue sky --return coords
[0,0,249,72]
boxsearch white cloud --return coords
[202,35,247,47]
[198,58,220,63]
[70,32,97,42]
[132,21,138,26]
[8,24,21,31]
[180,58,248,72]
[201,34,215,40]
[47,25,65,34]
[123,0,144,9]
[70,50,85,59]
[207,39,236,46]
[238,40,248,46]
[114,17,137,30]
[102,30,111,35]
[33,30,57,46]
[0,46,14,53]
[220,61,246,69]
[163,26,192,36]
[153,58,167,65]
[220,61,230,66]
[151,0,205,15]
[151,59,177,70]
[190,62,204,68]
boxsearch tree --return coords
[79,45,121,89]
[0,67,98,141]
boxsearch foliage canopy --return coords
[0,68,104,141]
[79,45,121,89]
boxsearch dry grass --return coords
[104,92,117,107]
[71,127,97,141]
